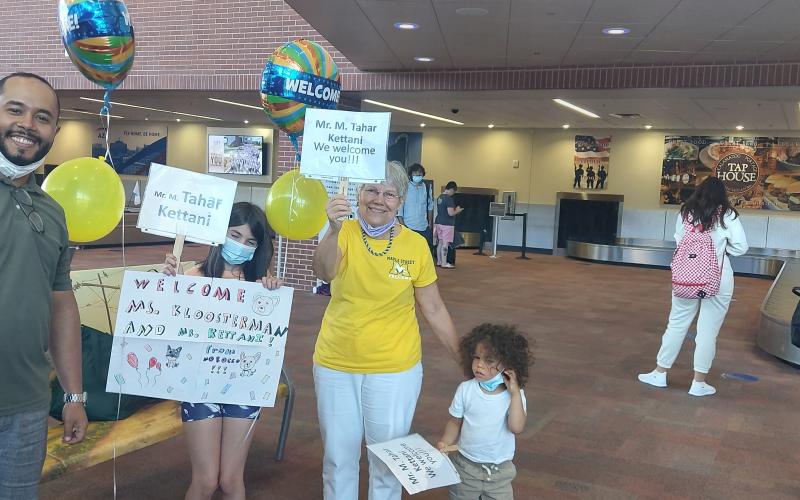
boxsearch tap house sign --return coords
[715,153,759,193]
[660,135,800,211]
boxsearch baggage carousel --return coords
[567,239,800,365]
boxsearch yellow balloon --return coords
[265,169,329,240]
[42,157,125,243]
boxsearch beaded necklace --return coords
[360,226,395,257]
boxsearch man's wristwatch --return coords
[63,392,88,405]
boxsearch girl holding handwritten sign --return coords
[163,202,280,500]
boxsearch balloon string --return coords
[289,135,300,163]
[100,90,114,168]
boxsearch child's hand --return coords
[435,441,448,452]
[503,369,520,394]
[162,253,180,276]
[260,273,283,290]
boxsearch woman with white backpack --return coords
[638,177,748,396]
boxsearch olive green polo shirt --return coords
[0,173,73,416]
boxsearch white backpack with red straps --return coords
[671,216,722,299]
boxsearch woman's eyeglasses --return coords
[363,187,399,202]
[11,188,44,233]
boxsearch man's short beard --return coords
[0,137,52,166]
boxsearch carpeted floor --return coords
[41,245,800,499]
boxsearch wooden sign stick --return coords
[172,234,186,262]
[337,177,349,221]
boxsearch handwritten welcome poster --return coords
[105,271,294,407]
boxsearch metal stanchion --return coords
[473,227,488,255]
[510,213,530,260]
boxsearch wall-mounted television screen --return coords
[208,135,266,175]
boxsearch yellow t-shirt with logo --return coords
[313,220,438,373]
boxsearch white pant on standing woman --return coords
[314,362,422,500]
[656,266,734,373]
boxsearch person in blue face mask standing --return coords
[162,201,281,500]
[436,324,534,500]
[398,163,434,254]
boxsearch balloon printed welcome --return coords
[260,39,341,138]
[58,0,135,89]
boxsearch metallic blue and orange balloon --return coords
[58,0,135,90]
[260,39,341,139]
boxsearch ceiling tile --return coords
[586,0,681,24]
[659,0,772,27]
[637,24,732,52]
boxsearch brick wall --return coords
[4,1,800,93]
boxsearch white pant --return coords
[657,266,734,374]
[314,362,423,500]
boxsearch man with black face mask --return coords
[0,72,87,499]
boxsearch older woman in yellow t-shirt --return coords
[313,161,460,500]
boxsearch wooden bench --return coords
[42,263,295,481]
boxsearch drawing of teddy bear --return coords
[252,295,280,316]
[239,351,261,377]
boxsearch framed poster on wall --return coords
[660,136,800,211]
[92,124,167,176]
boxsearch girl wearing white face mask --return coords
[162,201,281,500]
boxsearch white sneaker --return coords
[688,381,716,397]
[637,370,667,388]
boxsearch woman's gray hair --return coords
[358,160,409,201]
[384,161,409,201]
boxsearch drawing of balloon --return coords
[145,356,157,385]
[127,351,143,386]
[151,361,162,387]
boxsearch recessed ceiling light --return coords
[394,22,418,30]
[81,97,223,121]
[362,99,464,125]
[420,123,426,128]
[562,124,570,129]
[553,99,600,119]
[243,120,249,124]
[488,124,495,129]
[602,27,630,35]
[414,56,434,63]
[456,7,488,16]
[62,108,124,119]
[736,125,744,130]
[645,124,653,129]
[144,117,149,121]
[209,97,262,110]
[176,119,181,122]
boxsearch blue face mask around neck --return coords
[221,237,256,265]
[478,371,505,392]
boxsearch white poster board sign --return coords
[301,109,390,182]
[367,434,461,495]
[137,163,238,245]
[105,271,294,407]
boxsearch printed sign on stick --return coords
[301,109,390,183]
[137,163,237,245]
[367,434,461,495]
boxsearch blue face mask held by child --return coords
[479,371,505,392]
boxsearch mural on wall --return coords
[573,135,611,190]
[92,124,168,176]
[660,136,800,210]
